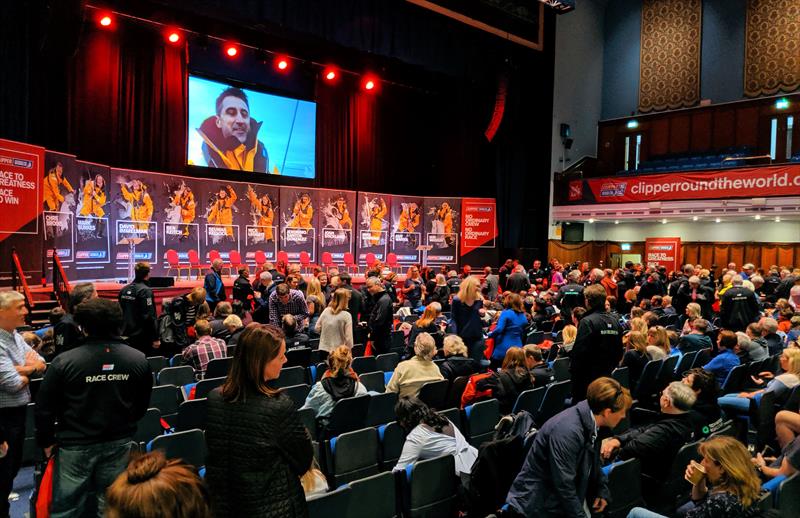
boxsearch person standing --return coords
[555,270,585,319]
[366,276,393,355]
[338,273,364,343]
[232,267,255,311]
[35,298,151,517]
[315,288,354,354]
[505,265,532,294]
[719,276,760,332]
[482,266,499,302]
[205,324,313,517]
[118,261,159,356]
[53,282,96,357]
[402,266,424,309]
[450,276,485,361]
[570,284,624,402]
[502,378,631,518]
[0,292,46,518]
[204,258,227,312]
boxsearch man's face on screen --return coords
[216,95,251,144]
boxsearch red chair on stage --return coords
[321,252,335,273]
[187,249,208,279]
[209,250,233,276]
[299,251,313,273]
[343,252,358,274]
[229,250,246,275]
[365,253,377,270]
[254,250,267,269]
[165,249,188,280]
[386,252,399,273]
[277,250,290,266]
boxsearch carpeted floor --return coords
[9,466,33,518]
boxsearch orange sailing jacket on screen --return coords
[247,189,275,240]
[197,116,269,172]
[208,186,237,236]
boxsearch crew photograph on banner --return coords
[357,192,390,265]
[243,183,280,264]
[390,195,423,265]
[423,197,460,265]
[163,178,201,260]
[43,152,79,268]
[279,187,317,263]
[318,189,355,264]
[74,161,111,267]
[111,172,157,274]
[203,184,240,258]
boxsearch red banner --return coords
[645,237,681,273]
[0,139,42,240]
[460,198,497,256]
[573,164,800,204]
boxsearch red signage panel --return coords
[460,198,497,256]
[645,237,681,273]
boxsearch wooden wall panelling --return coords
[713,244,730,268]
[760,245,778,269]
[669,115,691,154]
[682,243,699,265]
[735,106,759,148]
[698,245,714,270]
[649,118,671,157]
[777,245,795,268]
[690,111,712,152]
[711,109,736,150]
[728,244,745,268]
[744,243,761,270]
[597,125,620,175]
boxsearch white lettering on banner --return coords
[629,172,800,197]
[208,227,227,236]
[85,374,130,383]
[0,170,36,190]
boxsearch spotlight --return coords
[275,56,290,71]
[323,67,338,82]
[98,13,114,28]
[754,214,761,220]
[776,216,781,222]
[776,98,790,110]
[692,216,699,221]
[661,219,667,224]
[588,218,595,224]
[362,75,378,92]
[166,30,181,44]
[614,220,619,225]
[225,44,239,58]
[715,218,721,223]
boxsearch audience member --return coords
[677,276,714,320]
[267,283,308,331]
[450,276,486,361]
[646,325,671,360]
[487,293,528,369]
[407,302,444,358]
[119,262,160,355]
[182,319,227,379]
[315,288,354,353]
[718,348,800,416]
[105,451,212,518]
[438,335,478,381]
[555,270,584,318]
[506,264,532,294]
[301,345,367,423]
[366,276,393,355]
[621,330,649,386]
[557,324,577,359]
[53,281,96,356]
[570,284,624,401]
[428,274,451,310]
[703,330,740,387]
[183,286,207,326]
[719,276,760,331]
[483,266,499,301]
[206,324,312,517]
[760,317,784,355]
[677,318,712,353]
[203,258,227,311]
[36,297,151,516]
[402,265,424,309]
[521,344,554,387]
[224,314,244,345]
[502,377,632,517]
[282,314,309,347]
[209,301,233,338]
[681,368,723,436]
[734,331,768,363]
[393,396,477,476]
[386,333,444,398]
[478,347,534,414]
[231,267,255,311]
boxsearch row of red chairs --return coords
[164,249,403,279]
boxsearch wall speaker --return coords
[561,222,584,243]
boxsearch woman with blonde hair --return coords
[407,302,444,358]
[556,324,578,358]
[620,330,650,386]
[629,316,648,335]
[305,276,323,301]
[681,302,703,335]
[718,348,800,416]
[315,288,353,353]
[301,345,367,422]
[450,276,485,361]
[628,436,761,517]
[646,326,671,360]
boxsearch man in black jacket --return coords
[203,258,227,311]
[523,345,555,388]
[570,284,624,402]
[505,265,531,294]
[118,261,159,355]
[668,264,694,314]
[676,276,714,320]
[53,282,96,357]
[35,298,152,517]
[366,276,393,354]
[601,381,697,484]
[555,270,584,318]
[719,276,761,331]
[339,272,364,338]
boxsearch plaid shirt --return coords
[0,329,42,408]
[182,335,227,379]
[268,289,309,330]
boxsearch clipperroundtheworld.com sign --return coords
[566,164,800,204]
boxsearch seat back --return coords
[208,249,222,263]
[187,249,200,266]
[205,357,233,379]
[269,366,308,389]
[603,458,645,518]
[536,380,571,426]
[512,387,546,415]
[657,355,679,388]
[378,422,405,470]
[527,330,544,345]
[390,331,406,354]
[299,251,311,266]
[634,359,664,402]
[417,379,449,410]
[439,407,462,431]
[277,250,289,264]
[386,253,398,267]
[286,347,312,368]
[282,384,311,409]
[351,343,367,358]
[465,398,500,448]
[321,251,333,266]
[784,385,800,412]
[721,363,748,394]
[149,385,182,415]
[133,408,163,444]
[347,471,398,518]
[176,398,208,432]
[326,427,380,486]
[376,353,400,372]
[776,472,800,517]
[352,356,378,375]
[229,250,242,265]
[691,348,711,369]
[307,485,351,518]
[147,356,169,375]
[365,252,377,267]
[158,365,195,386]
[552,357,570,381]
[194,376,226,399]
[298,406,318,441]
[651,440,701,511]
[366,392,399,427]
[166,249,180,266]
[611,367,630,389]
[755,390,777,451]
[254,250,267,266]
[446,375,470,410]
[324,394,371,438]
[405,455,457,518]
[343,252,356,266]
[360,371,386,393]
[148,428,207,468]
[673,351,698,377]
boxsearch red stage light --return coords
[98,13,113,28]
[326,70,336,80]
[323,67,338,82]
[167,31,181,44]
[363,75,378,92]
[275,56,290,71]
[225,45,238,57]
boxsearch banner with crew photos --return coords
[279,187,319,263]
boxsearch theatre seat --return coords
[147,428,207,469]
[282,383,311,409]
[323,428,380,487]
[322,394,370,439]
[133,407,163,447]
[205,357,233,379]
[535,380,571,427]
[158,365,195,386]
[602,458,645,518]
[366,391,398,427]
[360,371,386,393]
[347,471,398,518]
[376,353,400,372]
[465,398,500,448]
[378,422,405,471]
[307,486,351,518]
[175,398,208,432]
[352,355,376,374]
[403,455,457,518]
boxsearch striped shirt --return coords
[0,329,41,408]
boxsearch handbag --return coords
[34,456,55,518]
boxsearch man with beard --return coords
[197,87,269,172]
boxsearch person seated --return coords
[282,314,309,348]
[392,396,477,477]
[601,382,698,484]
[209,301,232,339]
[476,347,534,414]
[523,345,555,388]
[406,302,444,358]
[105,451,211,518]
[230,299,252,327]
[223,314,244,346]
[646,325,671,360]
[386,333,445,398]
[760,317,784,355]
[438,335,478,381]
[777,307,794,334]
[681,368,723,437]
[181,319,227,379]
[556,324,577,359]
[703,330,740,387]
[661,295,676,316]
[301,345,367,423]
[754,433,800,481]
[734,331,768,363]
[627,436,762,518]
[650,295,666,317]
[620,330,649,388]
[679,302,703,335]
[718,348,800,417]
[787,315,800,345]
[677,318,712,354]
